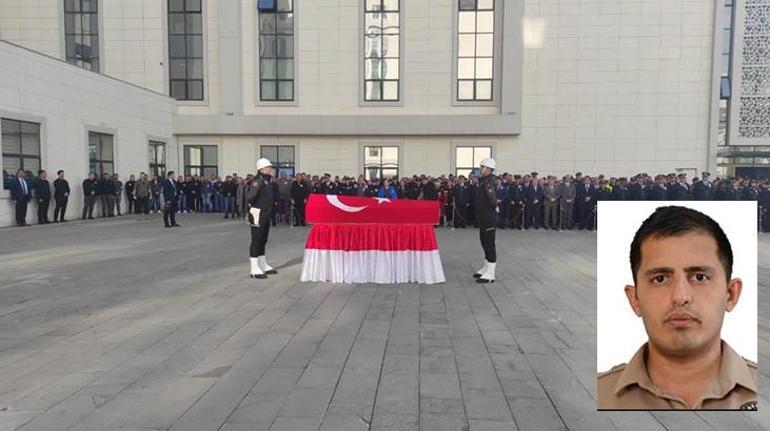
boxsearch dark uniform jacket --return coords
[82,178,99,197]
[475,175,498,229]
[646,184,667,201]
[247,174,275,224]
[54,178,70,199]
[693,181,714,200]
[34,178,51,201]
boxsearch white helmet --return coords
[480,158,496,170]
[256,158,273,170]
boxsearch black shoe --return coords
[165,225,171,228]
[473,272,483,279]
[476,278,494,284]
[172,224,181,227]
[265,269,278,275]
[89,217,95,220]
[250,274,268,279]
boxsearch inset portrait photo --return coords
[596,202,758,410]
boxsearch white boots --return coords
[475,262,496,284]
[250,257,266,279]
[257,256,277,275]
[473,261,489,279]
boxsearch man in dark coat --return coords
[9,169,31,226]
[473,158,499,284]
[33,169,51,224]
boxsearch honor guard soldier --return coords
[473,158,498,284]
[247,158,278,279]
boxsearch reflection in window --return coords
[457,0,495,101]
[364,146,399,180]
[1,118,41,190]
[168,0,204,100]
[64,0,100,71]
[258,0,295,101]
[364,0,400,101]
[88,131,114,176]
[149,141,167,177]
[184,145,218,177]
[455,146,491,177]
[261,145,295,176]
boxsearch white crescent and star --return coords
[326,195,392,212]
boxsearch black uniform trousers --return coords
[250,221,271,257]
[479,226,496,263]
[15,199,28,225]
[163,200,177,227]
[82,196,96,219]
[54,197,68,221]
[293,198,306,226]
[37,198,50,223]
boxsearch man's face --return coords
[625,232,742,358]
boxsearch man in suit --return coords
[34,169,51,224]
[575,175,595,230]
[162,171,181,228]
[99,172,114,217]
[9,169,31,226]
[559,174,576,230]
[53,170,70,222]
[291,173,310,226]
[543,176,560,230]
[82,172,98,219]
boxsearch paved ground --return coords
[0,213,767,431]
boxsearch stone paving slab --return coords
[0,214,767,430]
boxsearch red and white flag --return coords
[300,195,446,284]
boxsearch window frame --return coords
[362,145,400,180]
[260,145,296,177]
[360,0,403,105]
[1,118,42,191]
[183,144,218,177]
[167,0,207,102]
[256,0,299,105]
[149,140,167,178]
[451,0,502,106]
[454,145,492,178]
[63,0,101,72]
[88,131,115,176]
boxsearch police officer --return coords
[473,158,498,284]
[247,158,278,279]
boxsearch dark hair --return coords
[167,171,175,177]
[630,206,733,283]
[57,170,64,175]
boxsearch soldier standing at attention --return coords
[473,158,499,284]
[247,158,278,279]
[53,170,70,222]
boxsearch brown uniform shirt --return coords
[597,341,757,410]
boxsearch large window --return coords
[718,0,735,146]
[184,145,218,177]
[457,0,495,101]
[258,0,295,101]
[64,0,100,71]
[149,141,167,177]
[2,119,41,190]
[455,146,491,177]
[168,0,204,100]
[260,145,295,177]
[88,132,114,175]
[364,146,398,180]
[363,0,400,101]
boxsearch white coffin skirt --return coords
[301,249,446,284]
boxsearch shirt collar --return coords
[613,341,757,398]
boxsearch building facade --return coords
[0,0,755,225]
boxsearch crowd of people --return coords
[8,168,770,232]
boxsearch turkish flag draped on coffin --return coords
[300,195,446,284]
